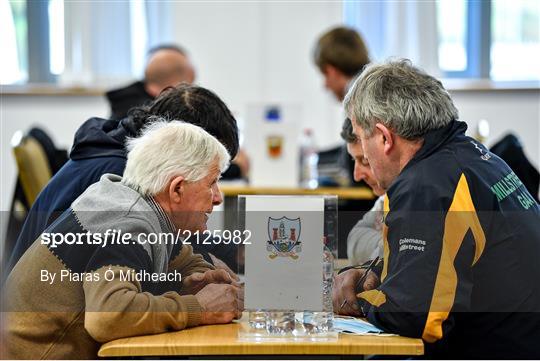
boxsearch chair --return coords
[3,129,65,280]
[11,130,52,206]
[491,133,540,202]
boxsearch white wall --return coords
[170,2,345,150]
[451,90,540,169]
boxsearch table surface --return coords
[98,321,423,358]
[220,185,375,200]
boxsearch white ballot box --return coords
[239,195,337,339]
[244,104,301,187]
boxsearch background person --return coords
[3,121,243,360]
[312,26,371,189]
[313,26,370,102]
[106,44,195,120]
[104,44,249,179]
[8,84,239,275]
[340,118,385,265]
[312,27,374,257]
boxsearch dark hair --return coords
[126,84,239,158]
[313,27,370,77]
[340,118,357,144]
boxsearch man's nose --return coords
[354,164,367,183]
[213,184,223,205]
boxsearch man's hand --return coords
[195,283,244,324]
[332,268,380,316]
[209,253,240,281]
[182,269,236,295]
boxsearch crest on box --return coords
[267,217,302,259]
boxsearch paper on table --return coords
[333,317,395,336]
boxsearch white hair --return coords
[122,120,230,195]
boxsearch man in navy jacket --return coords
[334,59,540,358]
[8,84,240,273]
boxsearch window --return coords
[48,0,65,76]
[1,1,174,86]
[1,0,28,84]
[490,0,540,81]
[437,0,467,72]
[1,0,63,84]
[437,0,540,80]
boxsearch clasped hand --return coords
[183,269,244,324]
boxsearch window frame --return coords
[443,0,491,79]
[27,0,55,83]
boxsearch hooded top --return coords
[9,117,135,271]
[9,115,236,273]
[69,116,135,160]
[356,121,540,358]
[4,174,211,359]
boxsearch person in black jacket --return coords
[105,44,249,180]
[106,44,195,120]
[333,59,540,358]
[313,26,371,187]
[8,84,240,275]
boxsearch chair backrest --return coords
[11,131,53,206]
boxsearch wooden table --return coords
[220,185,375,200]
[99,322,423,358]
[218,184,375,233]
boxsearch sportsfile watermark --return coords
[40,229,252,248]
[40,268,183,284]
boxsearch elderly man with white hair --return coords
[3,121,243,360]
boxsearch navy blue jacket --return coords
[357,121,540,358]
[9,117,239,272]
[8,118,129,271]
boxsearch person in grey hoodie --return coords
[340,118,386,265]
[3,121,243,360]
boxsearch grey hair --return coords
[122,119,230,196]
[343,59,459,140]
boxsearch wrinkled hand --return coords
[195,283,244,324]
[182,269,236,295]
[332,268,379,316]
[209,253,240,281]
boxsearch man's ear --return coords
[375,123,394,155]
[169,175,186,204]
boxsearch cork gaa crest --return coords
[267,217,302,259]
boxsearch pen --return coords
[354,256,379,294]
[339,298,348,311]
[339,256,380,313]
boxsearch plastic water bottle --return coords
[299,129,319,189]
[303,248,334,333]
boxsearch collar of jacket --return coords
[401,120,467,173]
